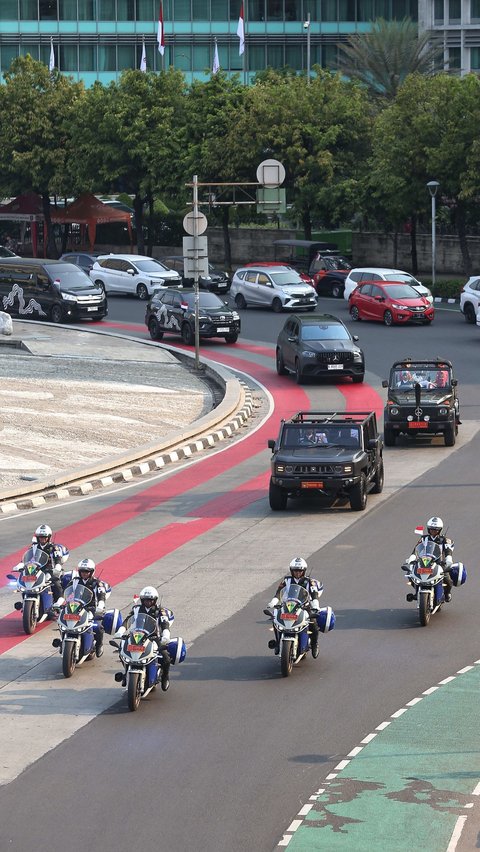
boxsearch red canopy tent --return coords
[52,193,133,250]
[0,192,45,256]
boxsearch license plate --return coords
[87,307,98,312]
[127,644,145,653]
[327,364,343,370]
[301,481,323,489]
[409,422,428,428]
[65,613,80,621]
[217,327,230,332]
[281,613,297,620]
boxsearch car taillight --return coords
[181,302,188,310]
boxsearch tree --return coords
[337,18,442,101]
[0,55,84,256]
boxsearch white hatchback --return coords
[90,254,183,300]
[343,268,433,304]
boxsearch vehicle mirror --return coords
[382,379,388,387]
[367,438,377,449]
[374,295,383,301]
[352,335,359,342]
[127,267,135,275]
[451,378,457,386]
[288,335,297,343]
[268,439,275,451]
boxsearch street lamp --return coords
[303,12,311,84]
[427,180,440,292]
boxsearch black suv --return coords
[145,288,240,345]
[160,255,230,293]
[382,358,460,447]
[276,313,364,384]
[268,411,384,512]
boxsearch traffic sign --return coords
[183,210,208,236]
[256,159,286,188]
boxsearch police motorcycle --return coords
[51,582,97,678]
[264,583,335,678]
[110,609,186,712]
[6,546,59,635]
[402,532,466,627]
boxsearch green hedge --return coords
[426,279,464,299]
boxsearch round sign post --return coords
[256,159,286,188]
[183,210,208,236]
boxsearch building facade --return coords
[0,0,417,83]
[419,0,480,73]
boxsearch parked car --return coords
[90,254,182,300]
[275,313,364,384]
[159,255,230,293]
[243,261,314,287]
[145,288,240,345]
[460,276,480,323]
[59,252,99,274]
[230,265,317,312]
[349,280,434,326]
[309,253,352,298]
[343,268,433,304]
[0,258,107,323]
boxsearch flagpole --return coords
[243,1,247,86]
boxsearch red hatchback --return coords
[349,280,435,326]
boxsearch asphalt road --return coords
[0,295,478,852]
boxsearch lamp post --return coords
[427,180,440,292]
[303,12,311,84]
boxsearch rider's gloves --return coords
[310,600,320,612]
[445,555,453,569]
[160,629,171,644]
[96,600,106,613]
[52,564,63,579]
[268,597,279,609]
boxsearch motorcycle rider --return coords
[73,559,107,658]
[123,587,172,691]
[15,524,69,603]
[403,516,454,602]
[267,557,322,655]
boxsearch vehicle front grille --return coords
[293,464,340,474]
[76,295,104,304]
[315,351,353,364]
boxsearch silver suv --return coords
[90,254,182,300]
[230,266,317,313]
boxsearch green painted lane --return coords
[282,663,480,851]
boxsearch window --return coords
[40,0,58,19]
[174,0,191,19]
[98,0,116,17]
[448,46,461,69]
[79,45,97,71]
[60,45,78,71]
[193,45,209,70]
[20,0,38,18]
[0,1,18,19]
[193,0,209,17]
[472,0,480,20]
[267,0,283,20]
[212,0,228,19]
[1,46,18,70]
[449,0,461,20]
[118,0,135,18]
[248,0,265,21]
[98,45,117,71]
[20,43,40,59]
[357,0,374,20]
[338,0,355,20]
[267,44,284,67]
[118,44,136,69]
[59,0,77,19]
[434,0,444,21]
[257,273,271,286]
[137,0,155,17]
[359,283,372,296]
[248,45,266,70]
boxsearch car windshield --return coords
[391,364,451,389]
[44,263,94,291]
[270,272,305,286]
[384,284,421,299]
[383,274,420,286]
[193,293,226,308]
[282,426,360,448]
[134,259,169,273]
[301,324,350,341]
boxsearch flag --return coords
[237,2,245,56]
[157,1,165,56]
[49,36,55,71]
[140,38,147,72]
[212,39,220,74]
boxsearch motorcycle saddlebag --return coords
[102,608,124,635]
[167,637,187,664]
[316,606,336,633]
[450,562,467,587]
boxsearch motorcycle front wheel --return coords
[22,599,37,635]
[419,593,431,627]
[62,642,76,678]
[281,642,294,678]
[127,671,142,711]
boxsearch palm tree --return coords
[337,18,443,100]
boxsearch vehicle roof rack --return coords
[290,411,372,424]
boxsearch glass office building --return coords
[0,1,417,84]
[419,0,480,73]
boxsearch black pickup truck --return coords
[268,411,384,512]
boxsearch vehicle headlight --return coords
[353,351,363,361]
[275,464,285,473]
[285,465,294,473]
[391,303,408,310]
[390,407,399,415]
[232,311,240,319]
[439,407,448,416]
[301,350,316,358]
[62,293,77,302]
[343,465,353,473]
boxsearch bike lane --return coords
[277,660,480,851]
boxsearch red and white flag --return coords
[237,2,245,56]
[157,1,165,56]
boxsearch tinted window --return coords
[358,284,372,296]
[350,271,363,282]
[270,272,304,286]
[135,259,168,273]
[43,263,94,291]
[159,292,174,306]
[301,323,350,341]
[197,293,226,308]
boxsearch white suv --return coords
[343,268,433,304]
[460,276,480,323]
[90,254,183,300]
[230,266,317,312]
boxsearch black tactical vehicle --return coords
[267,411,384,512]
[382,358,460,447]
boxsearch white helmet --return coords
[35,524,52,544]
[140,586,158,608]
[77,558,96,579]
[427,516,443,536]
[289,556,308,579]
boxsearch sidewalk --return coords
[0,321,250,509]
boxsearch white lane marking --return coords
[361,733,377,744]
[447,815,467,851]
[347,746,364,757]
[334,760,350,771]
[423,686,439,695]
[298,805,313,816]
[391,708,408,718]
[376,721,391,731]
[473,782,480,796]
[287,820,302,832]
[406,697,423,706]
[457,666,474,674]
[439,676,456,685]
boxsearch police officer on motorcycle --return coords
[74,559,107,657]
[403,516,454,602]
[28,524,69,603]
[124,587,172,691]
[267,557,322,655]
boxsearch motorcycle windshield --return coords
[130,613,157,635]
[414,541,442,562]
[22,546,49,570]
[63,582,94,607]
[281,583,310,606]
